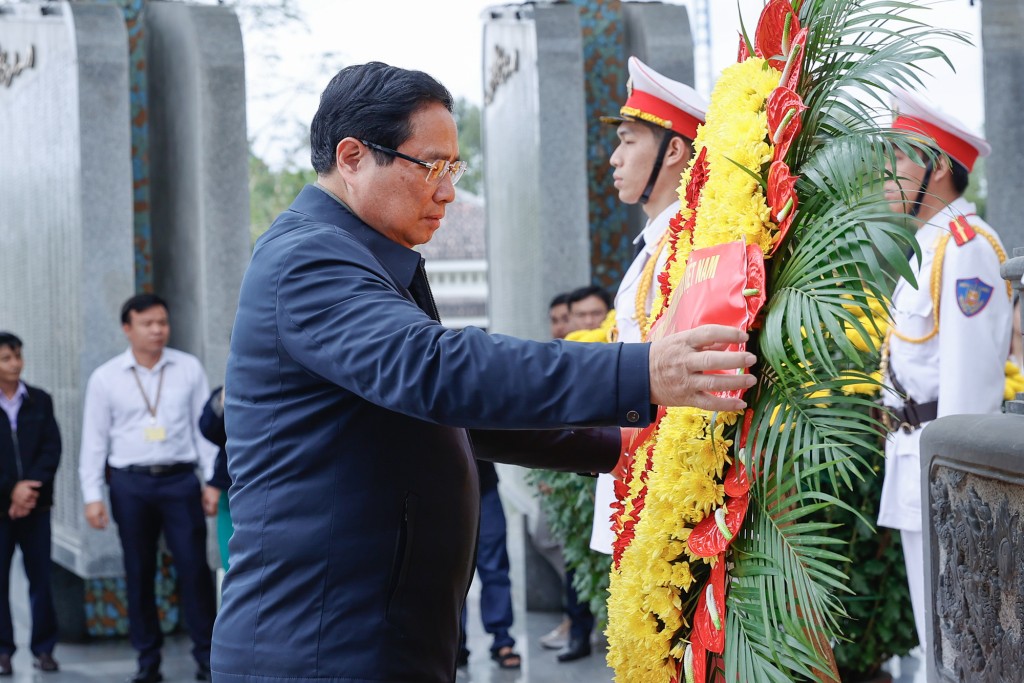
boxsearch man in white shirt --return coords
[79,294,219,683]
[589,58,708,557]
[879,89,1012,650]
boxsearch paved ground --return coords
[5,511,925,683]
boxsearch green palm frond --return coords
[752,372,885,490]
[722,0,968,679]
[795,0,968,166]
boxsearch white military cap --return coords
[601,56,707,140]
[892,87,990,172]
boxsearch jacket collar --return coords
[9,382,26,402]
[289,184,422,288]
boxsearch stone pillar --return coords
[0,1,135,578]
[981,0,1024,252]
[147,1,250,384]
[483,2,590,341]
[921,249,1024,681]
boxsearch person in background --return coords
[553,284,616,662]
[548,293,572,340]
[878,88,1012,651]
[79,294,219,683]
[199,387,232,571]
[565,285,613,334]
[0,332,61,675]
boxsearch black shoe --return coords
[34,652,59,672]
[556,637,592,662]
[127,664,163,683]
[196,661,212,681]
[0,654,11,676]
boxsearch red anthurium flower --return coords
[744,243,767,327]
[693,640,708,683]
[723,462,750,498]
[780,27,809,91]
[687,494,750,558]
[686,147,710,209]
[678,640,708,683]
[754,0,800,70]
[767,160,798,218]
[767,160,799,252]
[739,409,755,449]
[692,553,728,655]
[737,32,751,63]
[766,88,807,163]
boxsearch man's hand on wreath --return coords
[648,325,756,412]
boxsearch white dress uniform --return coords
[878,89,1013,649]
[590,204,675,553]
[589,57,708,554]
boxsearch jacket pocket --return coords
[385,492,418,625]
[893,288,934,341]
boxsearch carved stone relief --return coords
[931,468,1024,681]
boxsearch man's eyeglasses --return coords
[360,140,468,186]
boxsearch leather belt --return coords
[116,462,196,477]
[884,400,938,434]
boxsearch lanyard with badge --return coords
[131,366,167,442]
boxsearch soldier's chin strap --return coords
[639,131,679,205]
[908,157,934,219]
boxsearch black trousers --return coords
[108,469,216,669]
[565,569,594,641]
[0,509,58,656]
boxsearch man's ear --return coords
[930,153,953,185]
[334,137,365,177]
[664,135,692,167]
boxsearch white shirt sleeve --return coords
[937,235,1012,418]
[79,370,111,505]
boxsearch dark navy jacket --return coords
[212,186,653,682]
[199,387,231,491]
[0,385,61,510]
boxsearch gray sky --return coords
[243,0,983,169]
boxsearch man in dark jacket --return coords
[0,332,60,675]
[212,62,756,683]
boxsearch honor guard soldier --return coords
[589,58,708,555]
[878,88,1013,650]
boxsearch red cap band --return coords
[894,115,980,172]
[623,89,702,140]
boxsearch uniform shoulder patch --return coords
[955,277,994,317]
[948,216,977,246]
